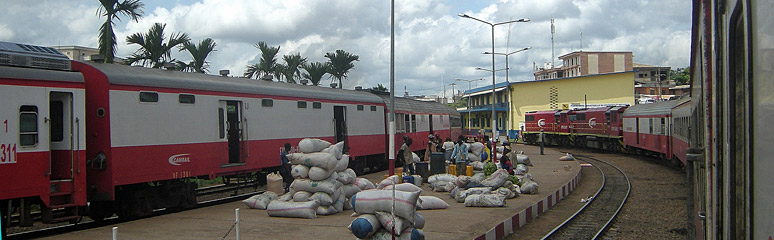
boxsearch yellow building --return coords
[461,71,635,140]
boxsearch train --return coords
[521,98,690,167]
[0,41,461,232]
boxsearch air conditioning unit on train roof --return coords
[0,41,71,71]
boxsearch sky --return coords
[0,0,692,98]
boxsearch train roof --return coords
[80,61,384,104]
[374,93,460,116]
[623,98,684,117]
[0,65,84,83]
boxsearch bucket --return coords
[449,164,456,175]
[466,165,474,176]
[402,175,414,184]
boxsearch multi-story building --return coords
[533,51,633,80]
[52,46,100,61]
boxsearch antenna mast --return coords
[551,18,555,67]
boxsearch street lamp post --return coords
[459,13,529,153]
[474,67,508,139]
[455,78,484,133]
[483,47,531,139]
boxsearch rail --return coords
[542,154,631,240]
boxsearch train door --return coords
[429,114,433,134]
[222,101,244,164]
[334,106,347,148]
[48,92,75,180]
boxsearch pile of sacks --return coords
[503,151,539,194]
[241,138,376,219]
[427,167,540,207]
[348,179,436,239]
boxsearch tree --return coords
[97,0,144,63]
[244,42,280,80]
[369,84,388,92]
[301,62,329,86]
[448,98,467,109]
[324,50,359,88]
[669,67,690,85]
[279,53,307,83]
[178,38,217,73]
[125,23,190,68]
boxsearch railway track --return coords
[5,183,263,240]
[542,154,631,240]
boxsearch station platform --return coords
[41,144,580,240]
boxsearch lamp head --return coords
[458,13,469,18]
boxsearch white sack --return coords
[481,169,510,188]
[298,138,331,153]
[520,180,539,194]
[428,174,456,184]
[377,175,401,189]
[375,211,409,236]
[354,177,376,190]
[334,154,349,172]
[291,164,309,179]
[316,205,339,216]
[351,190,419,222]
[516,154,533,166]
[417,196,449,210]
[464,193,506,207]
[455,187,492,203]
[292,191,312,202]
[430,181,455,192]
[308,166,334,181]
[266,200,319,219]
[308,192,333,206]
[383,183,422,193]
[241,192,278,210]
[470,142,485,156]
[340,184,362,198]
[290,179,341,195]
[287,152,337,170]
[336,168,357,185]
[412,152,420,163]
[467,152,481,162]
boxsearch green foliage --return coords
[509,175,520,185]
[244,41,281,79]
[125,22,190,68]
[279,53,307,83]
[301,62,329,86]
[98,0,144,63]
[670,67,690,85]
[325,50,359,88]
[447,98,467,109]
[369,84,388,92]
[484,162,497,176]
[178,38,217,73]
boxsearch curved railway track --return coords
[5,182,263,240]
[542,154,631,240]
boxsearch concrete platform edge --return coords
[474,165,583,240]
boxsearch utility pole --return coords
[551,18,555,68]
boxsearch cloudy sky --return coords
[0,0,691,97]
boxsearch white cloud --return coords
[0,0,692,98]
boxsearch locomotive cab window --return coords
[179,94,195,104]
[139,92,158,103]
[525,115,535,122]
[19,105,38,147]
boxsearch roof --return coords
[376,94,460,115]
[0,65,84,83]
[463,71,636,95]
[82,61,384,104]
[558,51,632,59]
[623,99,683,117]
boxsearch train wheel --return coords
[88,201,114,222]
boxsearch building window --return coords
[313,102,322,109]
[261,99,273,107]
[139,92,158,103]
[297,101,307,108]
[19,106,38,147]
[179,94,195,104]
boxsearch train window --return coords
[525,115,534,122]
[313,102,322,109]
[139,92,158,103]
[218,108,225,139]
[357,105,364,111]
[261,99,273,107]
[19,106,38,147]
[50,100,64,142]
[297,101,307,109]
[370,106,377,111]
[179,94,195,104]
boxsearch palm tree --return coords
[324,50,359,88]
[301,62,329,86]
[279,53,307,84]
[179,38,217,73]
[97,0,144,63]
[244,41,280,80]
[125,23,190,68]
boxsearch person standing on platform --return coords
[401,137,415,175]
[442,137,455,162]
[279,143,293,192]
[451,136,469,176]
[425,134,438,161]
